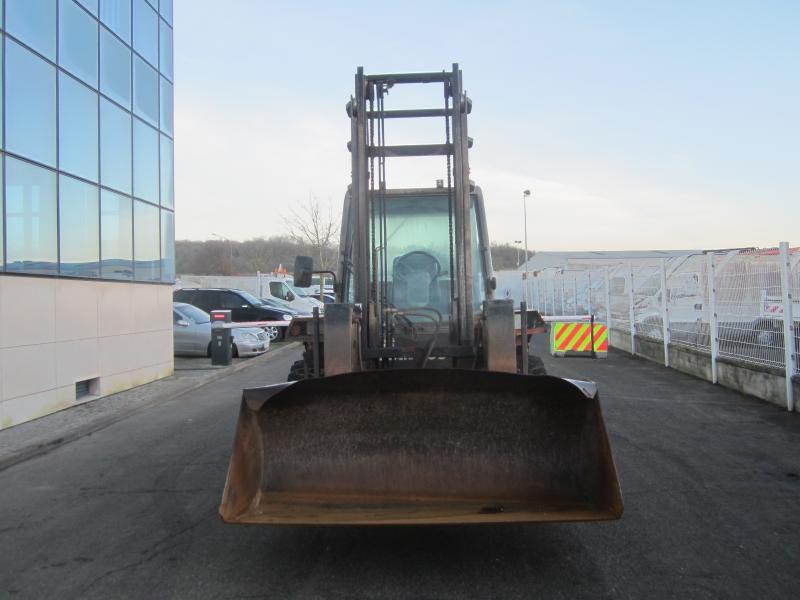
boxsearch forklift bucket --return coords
[219,369,623,525]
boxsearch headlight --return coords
[282,314,293,321]
[241,332,258,342]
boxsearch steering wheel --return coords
[393,251,442,282]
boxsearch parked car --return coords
[261,276,324,314]
[173,302,269,357]
[173,288,293,341]
[261,297,306,315]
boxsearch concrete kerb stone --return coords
[0,342,301,472]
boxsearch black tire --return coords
[277,328,286,342]
[527,354,547,376]
[517,348,547,376]
[232,344,239,358]
[287,359,306,381]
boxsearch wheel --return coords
[287,359,307,381]
[527,355,547,376]
[264,325,280,342]
[232,344,239,358]
[517,349,547,375]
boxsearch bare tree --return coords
[282,195,340,270]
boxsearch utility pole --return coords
[514,240,522,267]
[522,190,531,270]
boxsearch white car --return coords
[173,302,269,357]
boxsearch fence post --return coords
[628,262,636,354]
[604,267,612,332]
[779,242,796,412]
[587,273,593,318]
[572,274,578,315]
[706,253,719,384]
[256,270,262,296]
[660,259,670,367]
[550,277,556,316]
[560,273,566,315]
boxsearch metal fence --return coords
[524,242,799,411]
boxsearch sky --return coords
[173,0,799,252]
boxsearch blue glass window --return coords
[0,162,4,268]
[59,74,99,182]
[76,0,98,15]
[133,0,157,67]
[59,174,100,278]
[100,0,131,44]
[5,39,57,167]
[59,0,99,87]
[160,209,175,282]
[100,189,133,279]
[100,27,131,108]
[100,98,132,194]
[159,18,173,81]
[133,55,159,127]
[160,135,174,209]
[133,118,159,204]
[160,77,173,136]
[6,0,57,61]
[5,157,58,275]
[160,0,172,26]
[0,42,4,150]
[134,199,160,281]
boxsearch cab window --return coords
[269,282,291,301]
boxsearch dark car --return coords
[173,288,294,341]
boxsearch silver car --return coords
[173,302,269,357]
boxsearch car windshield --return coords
[177,304,210,324]
[284,282,305,297]
[237,291,264,306]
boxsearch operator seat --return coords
[391,251,442,308]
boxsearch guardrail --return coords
[524,242,799,411]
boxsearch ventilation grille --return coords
[76,379,93,399]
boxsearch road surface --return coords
[1,342,799,599]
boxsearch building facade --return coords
[0,0,175,428]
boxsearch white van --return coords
[260,276,323,315]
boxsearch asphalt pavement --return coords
[1,339,799,599]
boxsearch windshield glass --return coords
[177,304,210,323]
[368,194,486,317]
[284,282,305,297]
[237,291,264,306]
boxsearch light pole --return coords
[522,189,531,270]
[514,240,522,267]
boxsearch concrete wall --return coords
[607,330,798,410]
[0,275,174,429]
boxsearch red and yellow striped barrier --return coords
[550,322,608,357]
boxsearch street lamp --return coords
[522,189,531,272]
[514,240,523,267]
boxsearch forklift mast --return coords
[344,64,482,357]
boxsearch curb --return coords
[0,342,301,472]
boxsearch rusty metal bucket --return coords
[219,369,623,525]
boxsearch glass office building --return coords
[1,0,174,280]
[0,0,176,429]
